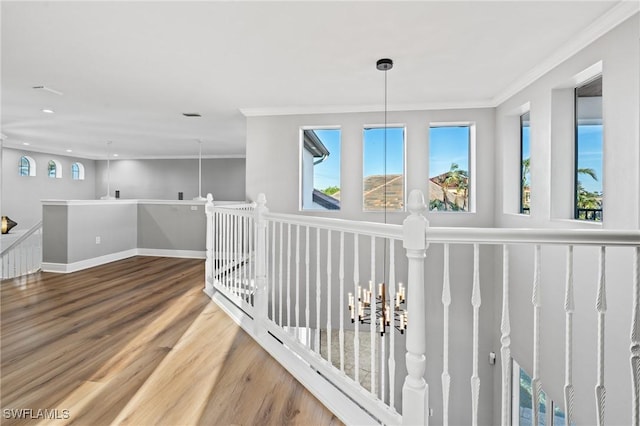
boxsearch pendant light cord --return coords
[383,65,388,287]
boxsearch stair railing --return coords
[1,220,43,280]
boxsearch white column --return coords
[564,246,575,426]
[595,246,606,426]
[402,190,429,426]
[500,245,511,426]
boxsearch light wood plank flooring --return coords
[1,256,341,426]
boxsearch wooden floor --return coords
[1,257,341,426]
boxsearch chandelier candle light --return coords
[348,281,407,335]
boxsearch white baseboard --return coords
[42,249,138,273]
[137,248,206,259]
[42,248,205,273]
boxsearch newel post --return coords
[254,193,269,336]
[204,193,215,298]
[402,189,430,426]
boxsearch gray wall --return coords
[493,14,639,425]
[137,203,206,251]
[95,158,246,201]
[246,108,497,425]
[1,148,96,229]
[66,203,138,263]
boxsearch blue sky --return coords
[363,127,404,177]
[522,123,530,182]
[429,126,469,177]
[312,129,341,190]
[577,125,603,193]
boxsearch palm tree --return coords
[576,167,601,216]
[521,157,531,211]
[442,163,469,211]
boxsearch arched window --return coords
[18,156,36,177]
[71,162,85,180]
[48,159,62,178]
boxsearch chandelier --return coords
[348,282,407,336]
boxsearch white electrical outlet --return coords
[95,236,101,244]
[191,205,198,211]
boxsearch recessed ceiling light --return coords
[66,149,73,153]
[182,113,201,117]
[42,108,55,114]
[23,142,30,146]
[113,154,119,157]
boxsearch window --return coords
[48,159,62,178]
[71,162,85,180]
[521,112,531,214]
[363,126,405,212]
[19,156,36,177]
[512,359,566,426]
[575,75,602,221]
[429,125,471,212]
[300,128,340,210]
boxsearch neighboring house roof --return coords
[363,174,404,211]
[429,172,469,189]
[303,129,330,158]
[312,189,340,210]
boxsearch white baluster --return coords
[564,246,575,426]
[471,243,481,426]
[532,245,542,426]
[442,243,451,426]
[327,230,332,365]
[339,231,345,373]
[402,190,429,426]
[204,194,214,296]
[296,225,300,331]
[271,221,276,322]
[287,223,292,333]
[595,246,606,426]
[354,233,360,383]
[306,226,310,348]
[279,222,283,326]
[371,236,376,395]
[315,227,321,353]
[389,239,396,410]
[631,246,640,426]
[500,245,511,426]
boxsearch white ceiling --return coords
[1,1,636,160]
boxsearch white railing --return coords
[204,191,640,426]
[1,221,43,280]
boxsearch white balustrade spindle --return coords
[532,245,542,426]
[595,246,607,426]
[564,246,575,426]
[631,246,640,426]
[442,243,451,426]
[500,244,511,426]
[471,243,481,426]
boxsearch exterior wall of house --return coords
[1,148,96,230]
[94,158,246,201]
[494,14,639,425]
[246,108,497,425]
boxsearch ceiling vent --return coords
[182,113,201,117]
[32,85,63,96]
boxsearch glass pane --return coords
[301,129,341,210]
[518,367,546,426]
[521,112,531,214]
[19,157,29,176]
[72,163,79,180]
[553,403,566,426]
[48,161,56,178]
[363,127,404,211]
[575,76,603,221]
[429,126,470,212]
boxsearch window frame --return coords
[573,74,603,222]
[428,122,475,213]
[71,162,85,180]
[520,111,531,215]
[298,126,341,212]
[362,124,406,213]
[48,159,62,179]
[19,155,36,177]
